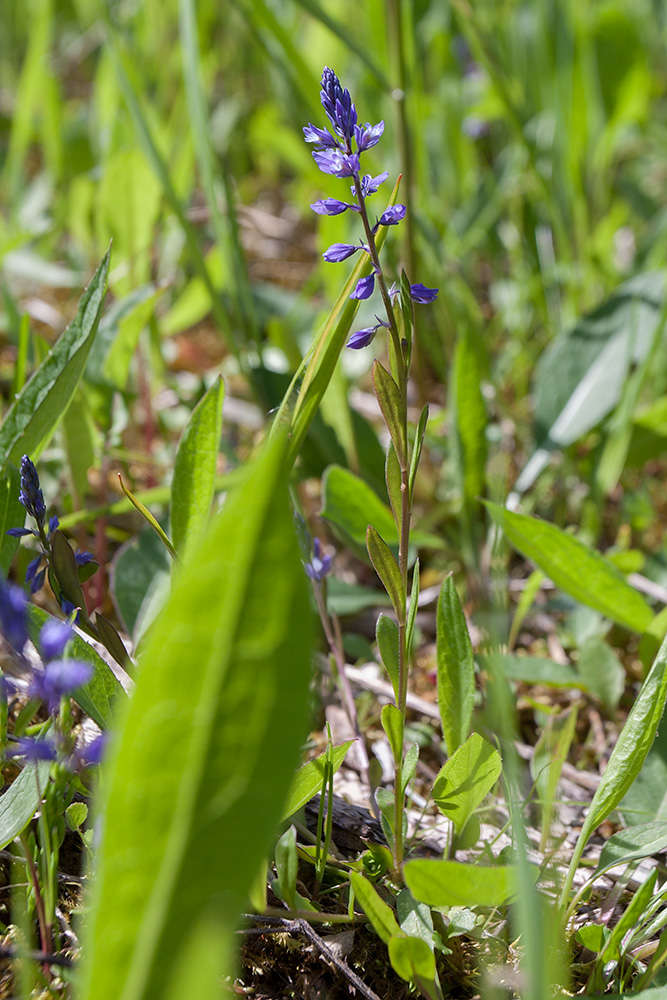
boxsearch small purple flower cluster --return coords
[305,67,438,349]
[7,455,93,595]
[304,538,333,582]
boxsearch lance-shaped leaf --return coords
[50,530,88,622]
[0,250,110,472]
[437,576,475,756]
[283,740,354,819]
[373,361,407,466]
[385,443,402,533]
[376,613,400,702]
[0,761,52,849]
[561,629,667,906]
[485,502,652,633]
[367,526,405,624]
[381,704,404,764]
[171,375,224,556]
[77,431,313,1000]
[409,404,428,503]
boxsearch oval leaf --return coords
[404,859,529,908]
[432,733,502,834]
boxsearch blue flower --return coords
[320,67,357,144]
[355,121,384,151]
[6,527,33,538]
[39,619,72,661]
[7,736,57,762]
[379,205,406,226]
[323,243,362,263]
[304,539,333,581]
[410,283,439,304]
[346,327,379,350]
[0,580,28,652]
[77,733,108,765]
[75,551,94,566]
[303,124,340,148]
[350,274,375,300]
[48,515,59,536]
[28,659,92,714]
[25,554,42,585]
[310,198,356,216]
[312,149,360,178]
[357,172,388,198]
[18,456,46,528]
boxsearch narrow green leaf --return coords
[118,475,177,560]
[597,822,667,874]
[381,704,404,764]
[321,465,443,557]
[436,576,475,756]
[0,761,51,849]
[367,526,405,624]
[404,859,530,908]
[406,559,420,661]
[0,250,110,472]
[561,630,667,905]
[27,606,125,729]
[376,614,400,702]
[0,465,24,576]
[372,361,407,466]
[409,404,429,504]
[485,502,653,633]
[171,376,224,556]
[273,826,299,911]
[350,871,402,944]
[432,733,502,834]
[77,432,313,1000]
[94,613,132,672]
[385,443,402,533]
[283,740,354,819]
[50,530,88,621]
[402,743,419,796]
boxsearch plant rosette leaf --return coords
[404,859,534,909]
[432,733,502,835]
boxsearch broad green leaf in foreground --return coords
[485,502,653,633]
[170,375,225,556]
[26,607,125,730]
[560,629,667,906]
[77,431,313,1000]
[0,761,51,849]
[0,249,110,472]
[404,859,531,909]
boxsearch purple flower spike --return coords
[350,274,375,300]
[355,121,384,151]
[303,124,339,148]
[310,198,353,216]
[40,619,72,661]
[0,580,28,652]
[6,527,33,538]
[304,539,333,582]
[379,205,406,226]
[7,736,57,762]
[346,326,378,350]
[312,149,360,178]
[29,659,92,714]
[357,172,388,198]
[18,456,46,528]
[323,243,360,263]
[410,283,439,304]
[320,67,357,143]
